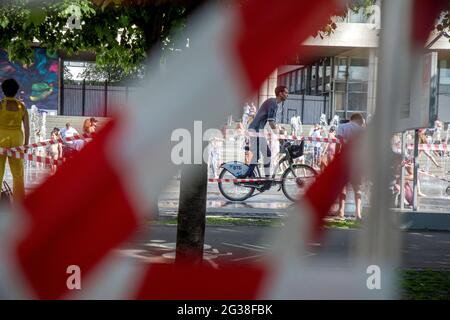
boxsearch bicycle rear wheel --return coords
[281,164,317,202]
[218,168,255,201]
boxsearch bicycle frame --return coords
[242,148,296,184]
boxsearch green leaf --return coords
[0,17,9,28]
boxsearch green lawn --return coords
[401,269,450,300]
[153,216,283,227]
[153,216,363,228]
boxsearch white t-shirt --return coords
[61,127,79,144]
[290,117,298,126]
[62,127,79,137]
[336,122,363,143]
[311,129,322,148]
[243,105,250,115]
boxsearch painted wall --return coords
[0,48,59,111]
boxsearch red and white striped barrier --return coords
[5,133,93,153]
[208,177,315,183]
[0,148,64,166]
[414,144,449,152]
[0,133,92,166]
[209,178,275,183]
[237,130,342,144]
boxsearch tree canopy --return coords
[0,0,204,72]
[1,0,449,81]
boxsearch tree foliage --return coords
[0,0,202,72]
[79,62,145,82]
[1,0,448,76]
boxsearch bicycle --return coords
[217,140,318,202]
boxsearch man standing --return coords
[336,113,365,220]
[311,124,323,169]
[240,86,288,189]
[290,115,302,136]
[242,102,250,128]
[248,102,257,124]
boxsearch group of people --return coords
[0,77,99,201]
[45,117,98,171]
[236,86,366,218]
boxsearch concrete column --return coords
[258,70,278,107]
[367,48,378,117]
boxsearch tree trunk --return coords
[175,162,207,264]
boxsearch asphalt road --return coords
[121,224,450,270]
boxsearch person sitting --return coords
[83,117,98,134]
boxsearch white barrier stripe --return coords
[5,133,94,153]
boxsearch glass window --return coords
[296,70,301,93]
[325,58,332,90]
[335,81,346,92]
[335,92,346,111]
[440,60,450,84]
[335,57,347,80]
[347,8,370,23]
[439,59,450,94]
[349,58,369,81]
[301,69,306,90]
[348,92,367,111]
[348,82,363,92]
[290,72,296,93]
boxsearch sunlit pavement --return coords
[158,177,450,218]
[6,163,450,216]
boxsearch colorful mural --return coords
[0,48,59,111]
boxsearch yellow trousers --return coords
[0,128,24,201]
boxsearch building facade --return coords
[261,5,450,125]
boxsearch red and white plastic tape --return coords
[0,148,64,166]
[0,134,93,166]
[234,130,342,144]
[5,133,94,153]
[413,144,449,151]
[208,178,273,183]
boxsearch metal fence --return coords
[61,81,136,116]
[278,94,329,125]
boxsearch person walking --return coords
[0,79,30,200]
[336,113,365,220]
[47,129,63,175]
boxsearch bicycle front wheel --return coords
[218,168,255,201]
[281,164,317,202]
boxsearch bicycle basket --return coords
[287,140,304,159]
[1,181,12,205]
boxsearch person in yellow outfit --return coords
[0,79,30,201]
